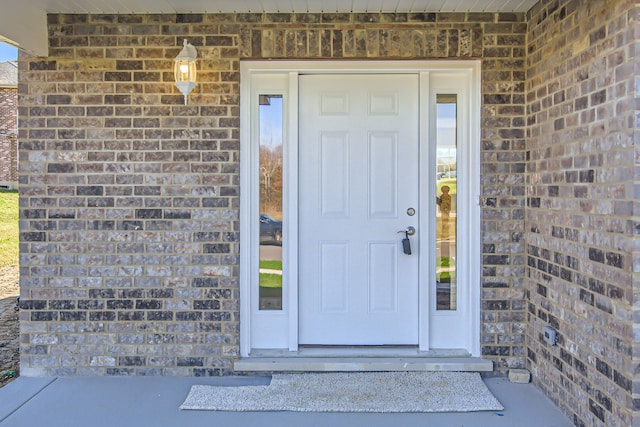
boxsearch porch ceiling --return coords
[0,0,537,58]
[14,0,539,13]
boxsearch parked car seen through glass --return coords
[259,213,282,244]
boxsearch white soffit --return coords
[17,0,538,13]
[0,0,537,56]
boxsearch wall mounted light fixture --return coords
[174,39,197,105]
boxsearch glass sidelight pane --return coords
[258,95,284,310]
[435,94,457,311]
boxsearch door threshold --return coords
[251,347,471,358]
[234,348,493,372]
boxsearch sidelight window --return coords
[258,95,284,311]
[435,94,458,311]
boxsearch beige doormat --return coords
[180,372,504,413]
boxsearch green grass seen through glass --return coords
[259,260,282,270]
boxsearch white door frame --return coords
[239,60,481,357]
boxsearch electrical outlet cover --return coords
[543,325,557,346]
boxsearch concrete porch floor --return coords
[0,375,572,427]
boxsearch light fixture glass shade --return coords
[174,39,197,104]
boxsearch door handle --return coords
[399,226,416,236]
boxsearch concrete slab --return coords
[0,375,572,427]
[234,356,494,372]
[0,377,55,423]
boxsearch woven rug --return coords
[180,372,504,413]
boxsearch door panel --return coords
[368,242,398,312]
[299,74,419,345]
[320,132,349,217]
[368,132,398,217]
[319,242,348,312]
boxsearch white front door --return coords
[298,74,420,345]
[240,61,482,357]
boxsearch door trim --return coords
[239,60,481,357]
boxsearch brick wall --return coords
[525,1,637,426]
[18,13,527,376]
[0,86,18,186]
